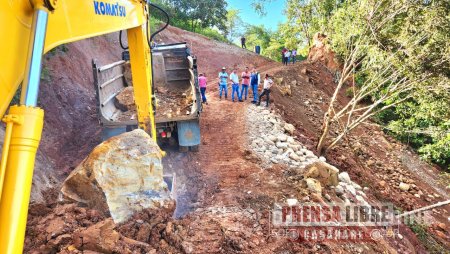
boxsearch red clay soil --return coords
[20,25,449,253]
[269,61,449,251]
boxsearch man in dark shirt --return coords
[241,36,246,49]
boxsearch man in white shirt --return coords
[284,50,291,66]
[291,49,297,64]
[257,74,274,107]
[229,69,242,102]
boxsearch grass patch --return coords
[41,67,51,82]
[407,221,447,254]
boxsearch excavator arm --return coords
[1,0,156,133]
[0,1,157,252]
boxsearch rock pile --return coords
[246,105,319,168]
[246,105,371,207]
[335,172,370,206]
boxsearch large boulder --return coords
[61,129,173,223]
[303,161,339,187]
[304,178,322,194]
[115,86,136,112]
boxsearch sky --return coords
[227,0,287,32]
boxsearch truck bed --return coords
[93,43,201,127]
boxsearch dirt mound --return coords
[25,204,172,253]
[307,33,340,72]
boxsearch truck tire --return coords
[168,136,178,147]
[190,145,199,152]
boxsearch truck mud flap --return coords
[101,127,127,141]
[177,120,200,147]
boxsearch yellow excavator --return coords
[0,1,164,253]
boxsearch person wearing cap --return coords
[250,68,260,103]
[230,69,242,102]
[257,74,273,107]
[218,67,228,100]
[241,67,251,101]
[198,73,208,104]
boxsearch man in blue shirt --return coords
[250,68,260,103]
[218,67,228,100]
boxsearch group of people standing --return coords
[282,48,297,65]
[197,67,274,107]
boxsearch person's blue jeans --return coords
[231,83,241,101]
[200,87,207,102]
[241,84,249,100]
[251,84,258,102]
[219,84,227,98]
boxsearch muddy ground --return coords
[11,26,449,253]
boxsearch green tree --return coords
[225,8,244,41]
[151,0,227,33]
[285,0,342,46]
[244,25,272,51]
[316,0,449,170]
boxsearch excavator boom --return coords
[0,1,158,252]
[0,0,147,118]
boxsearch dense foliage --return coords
[286,0,449,169]
[150,0,229,42]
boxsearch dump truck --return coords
[92,43,202,151]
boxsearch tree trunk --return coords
[317,113,331,155]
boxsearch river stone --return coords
[284,123,295,135]
[267,135,277,142]
[265,138,275,146]
[399,182,410,191]
[305,150,315,158]
[61,129,173,223]
[346,185,356,196]
[335,185,344,196]
[269,118,277,124]
[355,195,365,203]
[338,172,351,184]
[277,134,288,142]
[287,136,295,144]
[289,144,301,151]
[289,152,301,161]
[276,142,288,149]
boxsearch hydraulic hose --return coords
[148,2,170,45]
[119,2,170,50]
[119,30,128,50]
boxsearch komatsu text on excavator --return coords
[0,1,163,253]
